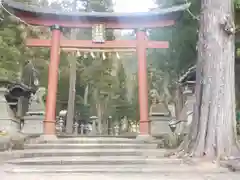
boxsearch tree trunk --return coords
[96,102,102,134]
[84,84,89,105]
[66,55,77,134]
[65,0,78,134]
[183,0,238,159]
[94,89,102,134]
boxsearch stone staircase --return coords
[0,137,228,174]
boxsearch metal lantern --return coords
[92,24,106,43]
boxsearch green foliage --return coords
[236,0,240,8]
[0,14,23,79]
[110,63,132,120]
[49,0,123,122]
[148,0,199,101]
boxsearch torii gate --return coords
[4,0,189,136]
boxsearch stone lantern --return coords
[89,116,98,135]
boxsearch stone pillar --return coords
[107,116,113,135]
[90,120,97,135]
[73,121,79,135]
[80,124,84,135]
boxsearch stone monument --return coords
[89,116,97,135]
[21,87,46,135]
[149,89,172,137]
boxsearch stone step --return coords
[7,156,183,166]
[24,143,157,150]
[3,164,228,174]
[36,137,155,144]
[0,149,168,159]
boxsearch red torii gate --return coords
[4,0,189,136]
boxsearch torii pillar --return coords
[44,25,61,135]
[137,29,149,135]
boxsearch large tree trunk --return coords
[183,0,238,159]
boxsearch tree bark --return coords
[65,0,79,134]
[65,23,78,134]
[96,102,102,134]
[93,89,102,134]
[66,55,77,134]
[183,0,238,159]
[84,84,89,105]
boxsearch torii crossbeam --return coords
[4,0,190,136]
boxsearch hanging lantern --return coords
[92,24,106,43]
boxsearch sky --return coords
[113,0,156,12]
[113,0,157,34]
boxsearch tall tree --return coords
[65,1,78,134]
[178,0,238,159]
